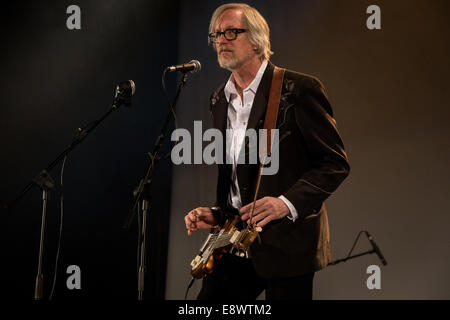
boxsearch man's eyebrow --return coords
[214,26,240,32]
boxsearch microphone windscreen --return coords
[189,60,202,73]
[129,80,136,96]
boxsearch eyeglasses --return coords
[208,28,247,43]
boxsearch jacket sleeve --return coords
[282,78,350,218]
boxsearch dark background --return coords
[1,0,449,301]
[1,0,180,300]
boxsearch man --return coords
[184,3,350,300]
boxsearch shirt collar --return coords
[224,60,268,103]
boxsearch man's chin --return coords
[218,58,238,71]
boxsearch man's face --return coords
[214,9,257,71]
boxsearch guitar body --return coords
[191,245,230,279]
[190,216,261,279]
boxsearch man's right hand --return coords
[184,207,219,236]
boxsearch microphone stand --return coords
[327,249,376,266]
[328,230,387,266]
[123,72,189,301]
[5,93,131,300]
[33,170,55,300]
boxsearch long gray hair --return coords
[209,3,274,60]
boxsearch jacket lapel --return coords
[245,61,275,132]
[211,89,228,136]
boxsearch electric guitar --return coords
[190,216,262,279]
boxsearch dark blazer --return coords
[210,62,350,279]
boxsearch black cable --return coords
[184,277,196,300]
[161,68,181,159]
[135,153,156,282]
[137,201,141,276]
[345,230,366,259]
[162,68,179,130]
[49,155,68,300]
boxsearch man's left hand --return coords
[240,196,290,228]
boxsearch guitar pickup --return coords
[231,227,262,252]
[190,255,201,268]
[229,230,241,244]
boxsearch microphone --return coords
[114,80,135,108]
[115,80,136,98]
[166,60,201,73]
[365,231,387,265]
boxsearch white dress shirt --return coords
[224,60,298,221]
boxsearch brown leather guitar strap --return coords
[248,66,285,228]
[263,66,285,156]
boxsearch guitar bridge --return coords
[230,226,262,253]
